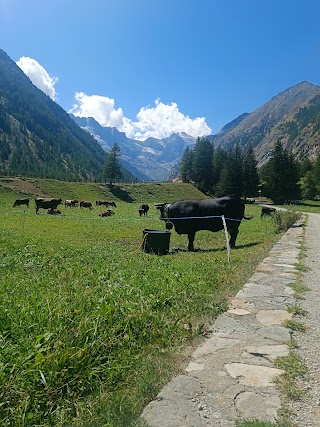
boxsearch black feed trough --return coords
[142,229,171,255]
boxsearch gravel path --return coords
[288,212,320,426]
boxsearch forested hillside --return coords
[0,49,136,182]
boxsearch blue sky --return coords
[1,0,320,140]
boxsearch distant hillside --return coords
[208,81,320,165]
[0,176,206,204]
[0,49,137,182]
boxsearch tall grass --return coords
[0,181,285,426]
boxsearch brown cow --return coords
[99,209,115,217]
[47,208,61,215]
[261,206,276,219]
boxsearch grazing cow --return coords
[155,194,252,251]
[47,208,61,215]
[96,200,117,208]
[80,201,93,209]
[13,198,29,208]
[99,209,115,217]
[139,204,149,217]
[261,206,276,219]
[65,199,78,207]
[35,197,62,214]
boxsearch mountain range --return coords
[72,81,320,180]
[1,47,320,182]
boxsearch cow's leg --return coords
[229,228,239,248]
[187,231,195,251]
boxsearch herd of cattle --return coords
[11,195,279,250]
[12,197,150,218]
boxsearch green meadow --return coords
[0,178,297,426]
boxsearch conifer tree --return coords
[179,146,194,182]
[191,137,213,193]
[243,145,260,199]
[103,143,123,185]
[260,141,300,203]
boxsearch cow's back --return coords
[166,195,244,234]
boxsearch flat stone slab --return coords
[185,362,205,372]
[235,391,281,422]
[256,309,293,326]
[243,344,289,361]
[192,334,240,359]
[224,363,285,387]
[257,325,291,342]
[256,263,276,273]
[236,283,274,299]
[141,375,206,427]
[229,298,256,312]
[227,308,251,315]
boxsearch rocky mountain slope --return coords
[71,115,196,181]
[209,81,320,165]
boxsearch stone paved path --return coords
[141,219,305,426]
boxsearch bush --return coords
[272,211,302,233]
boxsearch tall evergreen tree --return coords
[216,145,244,197]
[243,145,260,199]
[260,141,300,203]
[191,137,213,193]
[103,143,123,185]
[179,146,194,183]
[212,147,228,191]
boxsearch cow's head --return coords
[154,203,173,230]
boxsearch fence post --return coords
[221,215,230,262]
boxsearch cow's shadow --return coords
[169,241,259,254]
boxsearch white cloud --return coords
[69,92,125,129]
[15,57,212,140]
[126,99,211,140]
[69,94,211,140]
[16,56,58,100]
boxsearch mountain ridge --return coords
[1,47,320,181]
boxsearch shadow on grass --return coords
[168,241,260,254]
[108,185,134,202]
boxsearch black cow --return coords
[155,195,252,251]
[261,206,276,219]
[96,200,117,208]
[80,201,93,209]
[139,204,149,217]
[13,198,29,208]
[35,197,62,214]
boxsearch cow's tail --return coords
[243,215,254,220]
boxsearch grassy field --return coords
[0,178,296,426]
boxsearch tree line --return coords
[179,138,320,204]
